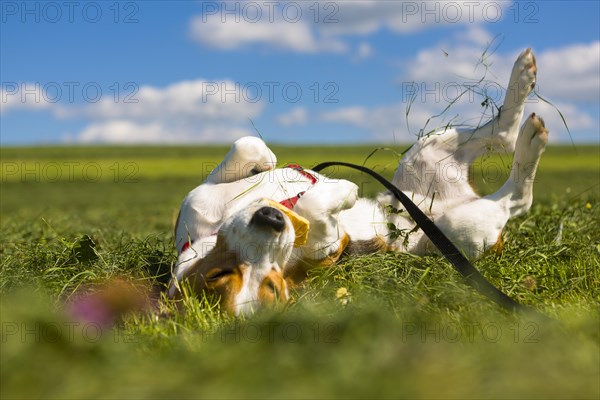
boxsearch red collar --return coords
[279,164,317,210]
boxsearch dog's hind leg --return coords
[415,113,548,259]
[467,48,538,152]
[392,48,537,203]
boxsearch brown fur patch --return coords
[489,231,505,255]
[319,233,350,267]
[174,236,245,314]
[258,269,288,306]
[285,234,350,285]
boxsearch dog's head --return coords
[171,199,309,316]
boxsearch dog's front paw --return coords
[331,180,359,212]
[207,136,277,184]
[295,179,358,217]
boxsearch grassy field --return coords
[1,144,599,399]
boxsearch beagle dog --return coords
[169,49,547,316]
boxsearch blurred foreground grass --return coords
[1,145,599,399]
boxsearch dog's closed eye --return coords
[266,280,278,296]
[205,268,233,282]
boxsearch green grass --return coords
[1,145,599,399]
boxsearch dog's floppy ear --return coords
[266,200,310,247]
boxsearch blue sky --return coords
[1,0,599,145]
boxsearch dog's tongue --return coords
[267,200,310,247]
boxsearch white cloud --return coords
[1,83,56,114]
[318,0,510,36]
[354,42,373,61]
[189,13,346,53]
[277,107,308,127]
[188,1,511,54]
[402,34,512,84]
[455,25,494,47]
[401,35,600,104]
[320,103,420,142]
[76,120,255,144]
[320,106,369,127]
[46,78,264,143]
[396,30,599,142]
[320,96,597,144]
[536,41,600,102]
[58,79,263,122]
[77,121,167,144]
[1,76,267,144]
[320,29,598,143]
[524,100,596,143]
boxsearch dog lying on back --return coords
[170,49,547,316]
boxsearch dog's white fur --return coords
[170,49,547,315]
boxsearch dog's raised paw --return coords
[514,48,537,99]
[520,112,549,150]
[529,112,548,145]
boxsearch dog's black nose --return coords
[251,206,286,232]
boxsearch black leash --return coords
[312,161,529,313]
